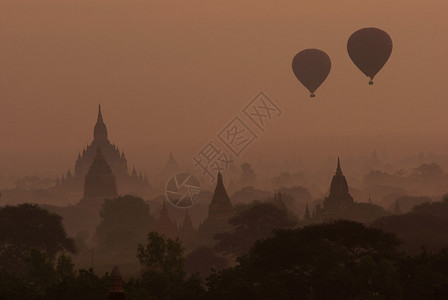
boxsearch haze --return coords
[1,0,447,179]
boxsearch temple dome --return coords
[323,158,354,210]
[329,158,349,196]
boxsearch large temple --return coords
[310,158,387,223]
[56,105,150,197]
[74,104,128,181]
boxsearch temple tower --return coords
[323,158,354,211]
[74,105,128,180]
[180,210,196,245]
[198,172,234,242]
[109,266,126,300]
[154,200,178,239]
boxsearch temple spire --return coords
[209,172,233,216]
[154,200,177,238]
[94,104,108,141]
[336,157,342,175]
[98,103,103,122]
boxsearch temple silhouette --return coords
[55,105,150,199]
[310,158,387,223]
[198,172,234,242]
[77,147,118,210]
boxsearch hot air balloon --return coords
[347,27,392,85]
[292,49,331,97]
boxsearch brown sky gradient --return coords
[1,0,448,177]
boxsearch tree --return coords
[373,197,448,254]
[136,232,205,299]
[215,201,297,255]
[412,163,444,179]
[97,195,152,249]
[398,249,448,300]
[185,247,228,276]
[0,203,75,274]
[137,232,184,275]
[240,163,256,187]
[208,221,402,300]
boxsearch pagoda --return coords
[180,210,196,245]
[153,200,178,239]
[198,172,234,242]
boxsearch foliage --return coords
[373,197,448,254]
[0,203,75,274]
[185,247,228,276]
[208,220,402,300]
[136,232,205,299]
[412,163,444,179]
[97,195,152,249]
[137,232,184,274]
[0,249,110,300]
[4,216,448,299]
[215,200,297,255]
[398,249,448,300]
[240,163,257,186]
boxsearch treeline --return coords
[2,202,448,299]
[2,222,448,299]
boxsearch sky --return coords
[1,0,448,177]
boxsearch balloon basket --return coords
[310,94,315,98]
[369,80,374,85]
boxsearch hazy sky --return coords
[1,0,448,176]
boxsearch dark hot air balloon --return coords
[292,49,331,97]
[347,27,392,85]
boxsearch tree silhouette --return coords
[136,232,205,299]
[137,232,184,275]
[208,220,402,299]
[215,201,297,256]
[0,203,75,274]
[97,195,152,249]
[240,163,257,187]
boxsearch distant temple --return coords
[75,104,128,180]
[161,152,180,180]
[109,266,126,300]
[198,172,234,242]
[56,105,150,196]
[153,200,178,239]
[322,158,355,212]
[180,210,196,245]
[311,158,387,223]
